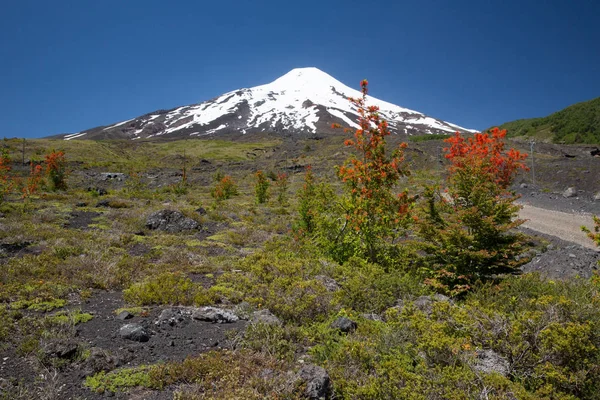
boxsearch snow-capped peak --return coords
[265,67,349,91]
[60,67,476,140]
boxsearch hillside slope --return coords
[498,97,600,144]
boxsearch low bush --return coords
[215,240,336,324]
[332,257,428,313]
[306,273,600,399]
[123,272,213,306]
[86,350,304,398]
[254,170,270,204]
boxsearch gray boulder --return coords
[100,172,126,181]
[95,199,110,207]
[116,311,133,321]
[297,364,331,399]
[415,294,452,315]
[192,307,239,323]
[119,323,150,342]
[80,347,123,377]
[593,191,600,201]
[472,349,509,377]
[145,210,200,233]
[330,317,357,333]
[41,338,79,360]
[315,275,340,292]
[562,187,577,198]
[251,309,282,326]
[155,308,185,326]
[392,294,453,317]
[361,313,383,322]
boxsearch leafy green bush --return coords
[215,241,336,324]
[254,170,270,204]
[123,272,212,306]
[333,257,428,313]
[85,350,306,398]
[85,366,153,393]
[306,273,600,399]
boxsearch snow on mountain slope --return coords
[61,67,476,140]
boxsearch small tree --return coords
[295,166,317,234]
[211,175,238,201]
[22,163,43,199]
[0,149,12,202]
[275,172,289,206]
[416,128,529,295]
[334,79,412,263]
[254,170,270,204]
[45,150,68,191]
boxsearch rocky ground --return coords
[0,135,599,399]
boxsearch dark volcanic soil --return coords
[1,291,247,399]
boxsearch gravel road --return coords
[518,203,597,250]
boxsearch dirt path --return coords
[518,203,598,250]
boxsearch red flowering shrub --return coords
[211,175,238,201]
[0,149,12,202]
[333,80,411,263]
[45,150,68,191]
[416,128,529,295]
[22,163,43,199]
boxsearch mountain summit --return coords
[61,67,475,140]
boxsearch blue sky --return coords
[1,0,599,138]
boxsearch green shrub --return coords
[301,273,600,399]
[241,322,299,361]
[11,298,67,312]
[123,272,212,306]
[85,350,305,398]
[254,170,270,204]
[215,241,336,324]
[85,366,153,394]
[333,257,428,313]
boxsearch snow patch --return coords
[327,108,360,129]
[64,132,87,140]
[102,118,134,131]
[205,124,227,134]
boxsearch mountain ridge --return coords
[56,67,476,141]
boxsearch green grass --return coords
[1,137,282,171]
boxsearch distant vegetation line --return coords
[497,97,600,144]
